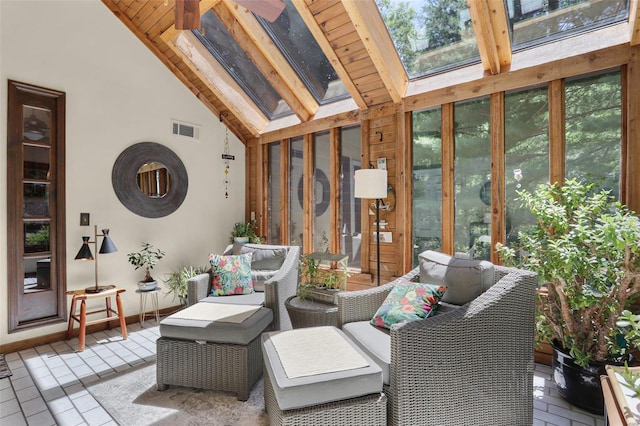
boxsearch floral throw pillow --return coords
[209,253,254,296]
[371,280,446,329]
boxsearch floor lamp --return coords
[74,225,118,293]
[354,168,388,286]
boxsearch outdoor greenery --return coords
[230,220,261,244]
[411,70,621,265]
[496,179,640,366]
[127,243,166,283]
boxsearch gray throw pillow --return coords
[235,244,287,270]
[418,250,495,305]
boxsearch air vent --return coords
[171,120,200,139]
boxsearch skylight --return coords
[194,10,293,119]
[376,0,481,79]
[506,0,629,51]
[255,0,349,105]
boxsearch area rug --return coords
[0,354,12,379]
[87,363,268,425]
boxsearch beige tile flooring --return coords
[0,320,605,426]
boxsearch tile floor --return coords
[0,321,605,426]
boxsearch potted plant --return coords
[127,242,166,291]
[298,254,350,304]
[496,179,640,414]
[163,265,208,306]
[230,220,261,244]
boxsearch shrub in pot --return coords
[496,179,640,413]
[127,242,166,291]
[163,265,208,306]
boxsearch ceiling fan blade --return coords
[234,0,286,22]
[175,0,201,30]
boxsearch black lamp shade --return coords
[74,237,94,260]
[99,229,118,254]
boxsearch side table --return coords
[136,287,162,326]
[66,285,127,351]
[285,295,338,329]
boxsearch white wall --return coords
[0,0,246,345]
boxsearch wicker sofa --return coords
[186,243,301,331]
[337,250,537,426]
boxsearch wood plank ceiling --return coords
[99,0,523,144]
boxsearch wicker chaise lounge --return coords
[338,250,537,425]
[156,244,300,400]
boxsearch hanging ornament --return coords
[513,168,523,189]
[221,124,235,198]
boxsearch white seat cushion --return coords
[342,321,391,385]
[262,326,382,410]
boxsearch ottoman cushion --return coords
[342,321,391,385]
[199,292,265,305]
[160,302,273,345]
[262,326,382,410]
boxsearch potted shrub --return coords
[127,243,166,291]
[230,220,261,244]
[298,254,349,304]
[496,179,640,414]
[163,265,208,306]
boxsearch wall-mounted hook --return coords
[375,131,383,142]
[219,112,228,123]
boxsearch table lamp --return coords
[75,225,118,293]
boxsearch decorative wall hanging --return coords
[112,142,188,218]
[221,126,235,198]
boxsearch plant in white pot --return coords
[496,179,640,414]
[127,243,166,291]
[229,220,261,244]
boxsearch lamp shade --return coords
[99,229,118,254]
[354,169,387,199]
[74,236,94,260]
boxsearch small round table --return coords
[285,295,338,329]
[136,287,162,326]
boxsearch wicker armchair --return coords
[337,258,537,426]
[187,244,300,331]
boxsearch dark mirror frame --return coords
[112,142,188,218]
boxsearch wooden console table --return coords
[66,285,127,351]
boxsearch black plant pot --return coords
[551,341,606,415]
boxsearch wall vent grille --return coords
[172,120,200,139]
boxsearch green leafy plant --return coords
[229,220,261,244]
[496,179,640,367]
[163,265,208,304]
[127,243,166,283]
[619,361,640,398]
[298,257,349,292]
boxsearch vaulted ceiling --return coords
[101,0,640,144]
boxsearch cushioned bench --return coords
[262,326,386,425]
[157,302,273,401]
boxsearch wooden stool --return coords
[66,285,127,351]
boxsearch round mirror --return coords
[136,162,170,198]
[112,142,188,218]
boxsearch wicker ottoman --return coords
[157,302,273,401]
[262,326,386,425]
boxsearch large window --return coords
[8,81,66,332]
[313,131,331,252]
[504,86,549,245]
[412,107,442,265]
[289,137,304,247]
[340,126,362,268]
[268,142,281,244]
[454,97,491,260]
[565,71,622,197]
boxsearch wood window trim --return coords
[7,80,67,333]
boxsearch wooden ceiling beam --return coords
[630,0,640,45]
[467,0,511,74]
[291,0,368,110]
[218,0,317,121]
[162,29,268,136]
[340,0,407,104]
